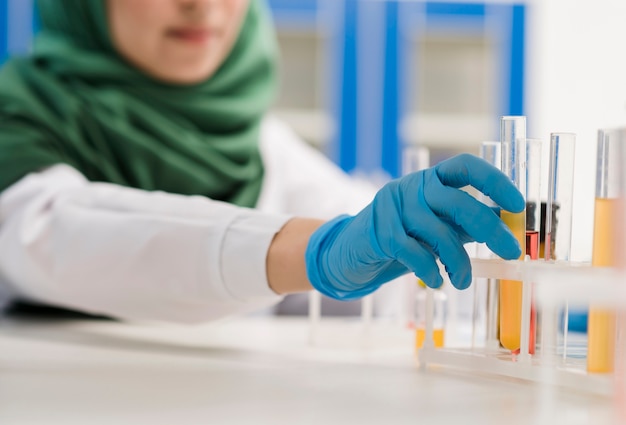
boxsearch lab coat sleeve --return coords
[256,116,378,219]
[0,165,291,324]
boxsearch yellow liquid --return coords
[588,198,620,373]
[499,210,526,351]
[592,198,622,267]
[588,310,615,373]
[416,328,445,349]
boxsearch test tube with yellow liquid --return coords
[588,129,625,373]
[499,116,527,352]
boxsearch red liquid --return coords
[525,231,538,355]
[510,231,538,355]
[526,231,539,260]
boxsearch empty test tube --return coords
[403,145,430,177]
[402,145,430,329]
[545,133,576,262]
[477,141,501,349]
[542,133,576,360]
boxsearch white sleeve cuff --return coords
[221,212,292,301]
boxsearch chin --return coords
[140,59,218,85]
[153,69,216,85]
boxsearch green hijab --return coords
[0,0,277,207]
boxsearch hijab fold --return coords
[0,0,277,207]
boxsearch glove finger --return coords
[427,184,522,260]
[393,235,443,289]
[434,153,525,213]
[405,213,473,289]
[368,260,412,285]
[440,217,473,244]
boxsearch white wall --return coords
[526,0,626,261]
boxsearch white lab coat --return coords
[0,117,376,323]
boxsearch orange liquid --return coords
[592,198,621,267]
[416,328,445,349]
[588,198,620,373]
[499,210,526,352]
[588,310,615,373]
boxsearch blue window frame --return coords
[267,1,525,178]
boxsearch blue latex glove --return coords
[305,153,525,301]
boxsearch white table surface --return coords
[0,316,618,425]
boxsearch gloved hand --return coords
[305,153,525,300]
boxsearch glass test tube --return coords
[520,138,542,357]
[543,133,576,359]
[617,130,626,415]
[415,279,447,350]
[403,145,430,177]
[544,133,576,262]
[588,128,625,373]
[477,141,501,350]
[402,145,430,330]
[526,138,542,260]
[472,141,502,348]
[478,142,502,215]
[499,116,527,353]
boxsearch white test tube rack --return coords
[418,257,624,397]
[307,257,625,399]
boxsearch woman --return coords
[0,0,523,323]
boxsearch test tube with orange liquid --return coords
[499,116,527,353]
[415,279,447,350]
[588,129,625,373]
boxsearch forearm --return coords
[267,217,325,295]
[0,165,290,323]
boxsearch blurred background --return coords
[2,0,625,316]
[270,0,521,174]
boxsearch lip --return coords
[166,27,216,44]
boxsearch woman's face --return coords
[107,0,250,84]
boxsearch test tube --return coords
[544,133,576,262]
[588,128,625,373]
[543,133,576,360]
[415,279,447,350]
[526,138,543,260]
[403,145,430,177]
[479,141,502,198]
[519,138,542,358]
[615,129,626,417]
[401,145,430,329]
[499,116,527,353]
[476,141,501,350]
